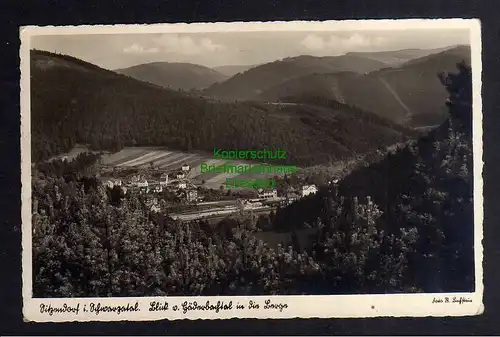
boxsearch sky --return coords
[31,29,470,70]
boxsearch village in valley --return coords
[96,153,319,223]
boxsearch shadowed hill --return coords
[201,54,388,101]
[213,64,258,77]
[399,45,471,68]
[255,71,438,127]
[345,46,454,67]
[255,46,471,127]
[30,50,415,165]
[114,62,228,90]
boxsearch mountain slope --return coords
[255,46,471,127]
[371,45,471,125]
[345,46,454,67]
[30,50,415,165]
[213,64,258,77]
[202,54,388,101]
[115,62,228,90]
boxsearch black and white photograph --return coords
[20,19,483,321]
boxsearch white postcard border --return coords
[20,19,484,322]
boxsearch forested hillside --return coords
[273,61,475,293]
[344,46,453,67]
[255,71,449,127]
[30,50,414,165]
[255,46,471,127]
[213,64,258,77]
[201,54,387,101]
[115,62,228,90]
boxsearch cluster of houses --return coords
[251,183,318,207]
[104,163,200,203]
[279,184,318,206]
[255,184,317,201]
[257,188,278,199]
[104,160,322,211]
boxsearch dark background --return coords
[1,0,499,334]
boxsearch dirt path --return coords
[330,77,345,104]
[378,77,412,123]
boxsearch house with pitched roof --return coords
[301,184,317,197]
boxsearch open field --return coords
[101,147,286,190]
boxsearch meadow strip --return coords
[123,151,168,167]
[152,152,186,167]
[182,155,209,167]
[135,152,174,168]
[101,148,146,165]
[158,154,199,170]
[118,151,162,167]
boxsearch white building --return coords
[154,185,163,193]
[186,189,198,202]
[105,179,123,189]
[258,188,278,199]
[160,173,169,186]
[136,179,149,188]
[301,184,318,197]
[177,182,187,189]
[181,164,190,172]
[176,172,186,180]
[146,197,160,212]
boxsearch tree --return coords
[291,231,300,252]
[315,196,417,293]
[438,61,472,134]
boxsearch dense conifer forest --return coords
[30,50,414,166]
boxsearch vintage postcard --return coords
[20,19,483,322]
